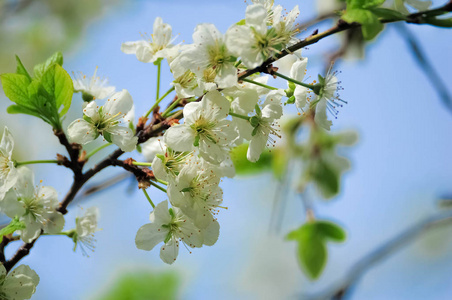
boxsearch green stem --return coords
[15,160,59,167]
[162,97,184,118]
[273,71,316,91]
[132,161,153,167]
[143,189,155,209]
[242,78,278,90]
[234,59,242,67]
[144,86,175,118]
[156,178,168,186]
[150,181,167,193]
[156,61,161,102]
[229,112,250,121]
[85,143,113,160]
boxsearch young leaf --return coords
[294,224,327,280]
[342,8,384,40]
[0,217,26,243]
[34,51,64,79]
[7,105,41,118]
[0,73,31,107]
[316,221,347,242]
[310,159,340,199]
[40,64,73,116]
[230,143,273,176]
[15,55,32,81]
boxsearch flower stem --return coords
[15,160,59,167]
[132,161,152,167]
[156,61,161,102]
[229,111,250,121]
[150,181,167,193]
[242,78,278,90]
[144,86,175,118]
[161,97,184,118]
[234,59,242,67]
[142,188,155,209]
[85,143,113,160]
[273,71,316,91]
[156,178,168,186]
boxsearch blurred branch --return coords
[394,23,452,113]
[296,12,338,32]
[0,0,34,23]
[306,210,452,300]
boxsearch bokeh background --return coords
[1,0,452,299]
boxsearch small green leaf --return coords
[0,73,31,106]
[316,221,346,242]
[346,0,384,9]
[103,131,113,143]
[15,55,32,81]
[34,51,64,79]
[230,143,272,176]
[236,19,246,25]
[41,64,73,116]
[0,217,26,243]
[292,223,327,279]
[342,8,384,40]
[310,159,340,199]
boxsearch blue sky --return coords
[4,0,452,299]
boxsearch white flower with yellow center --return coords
[72,67,115,102]
[71,207,100,256]
[178,24,237,88]
[136,200,220,265]
[164,90,236,164]
[0,167,65,243]
[0,127,18,200]
[0,264,40,300]
[121,17,176,63]
[67,89,138,152]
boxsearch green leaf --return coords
[0,73,31,106]
[316,221,346,242]
[236,19,246,25]
[98,271,179,300]
[271,148,288,180]
[342,8,384,40]
[369,7,407,21]
[230,143,272,176]
[7,105,41,118]
[103,131,113,143]
[292,223,327,279]
[346,0,384,9]
[15,55,32,81]
[41,64,73,116]
[0,217,26,243]
[310,159,340,199]
[33,51,64,79]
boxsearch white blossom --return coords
[72,67,115,101]
[164,90,236,164]
[0,127,18,200]
[167,163,223,229]
[135,200,220,264]
[0,167,65,243]
[289,57,309,111]
[177,24,237,88]
[73,207,100,255]
[67,89,138,152]
[0,264,40,300]
[121,17,177,63]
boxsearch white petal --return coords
[83,100,100,119]
[37,186,59,209]
[104,89,134,117]
[0,189,26,218]
[247,131,267,162]
[20,219,42,243]
[149,200,172,225]
[67,119,98,145]
[152,156,169,181]
[202,220,220,246]
[43,211,65,234]
[294,86,308,110]
[108,126,137,152]
[315,99,332,130]
[0,126,14,158]
[3,265,39,300]
[164,125,195,152]
[142,137,166,162]
[121,40,148,54]
[135,223,168,251]
[290,57,308,82]
[160,238,179,264]
[215,63,238,89]
[245,4,267,33]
